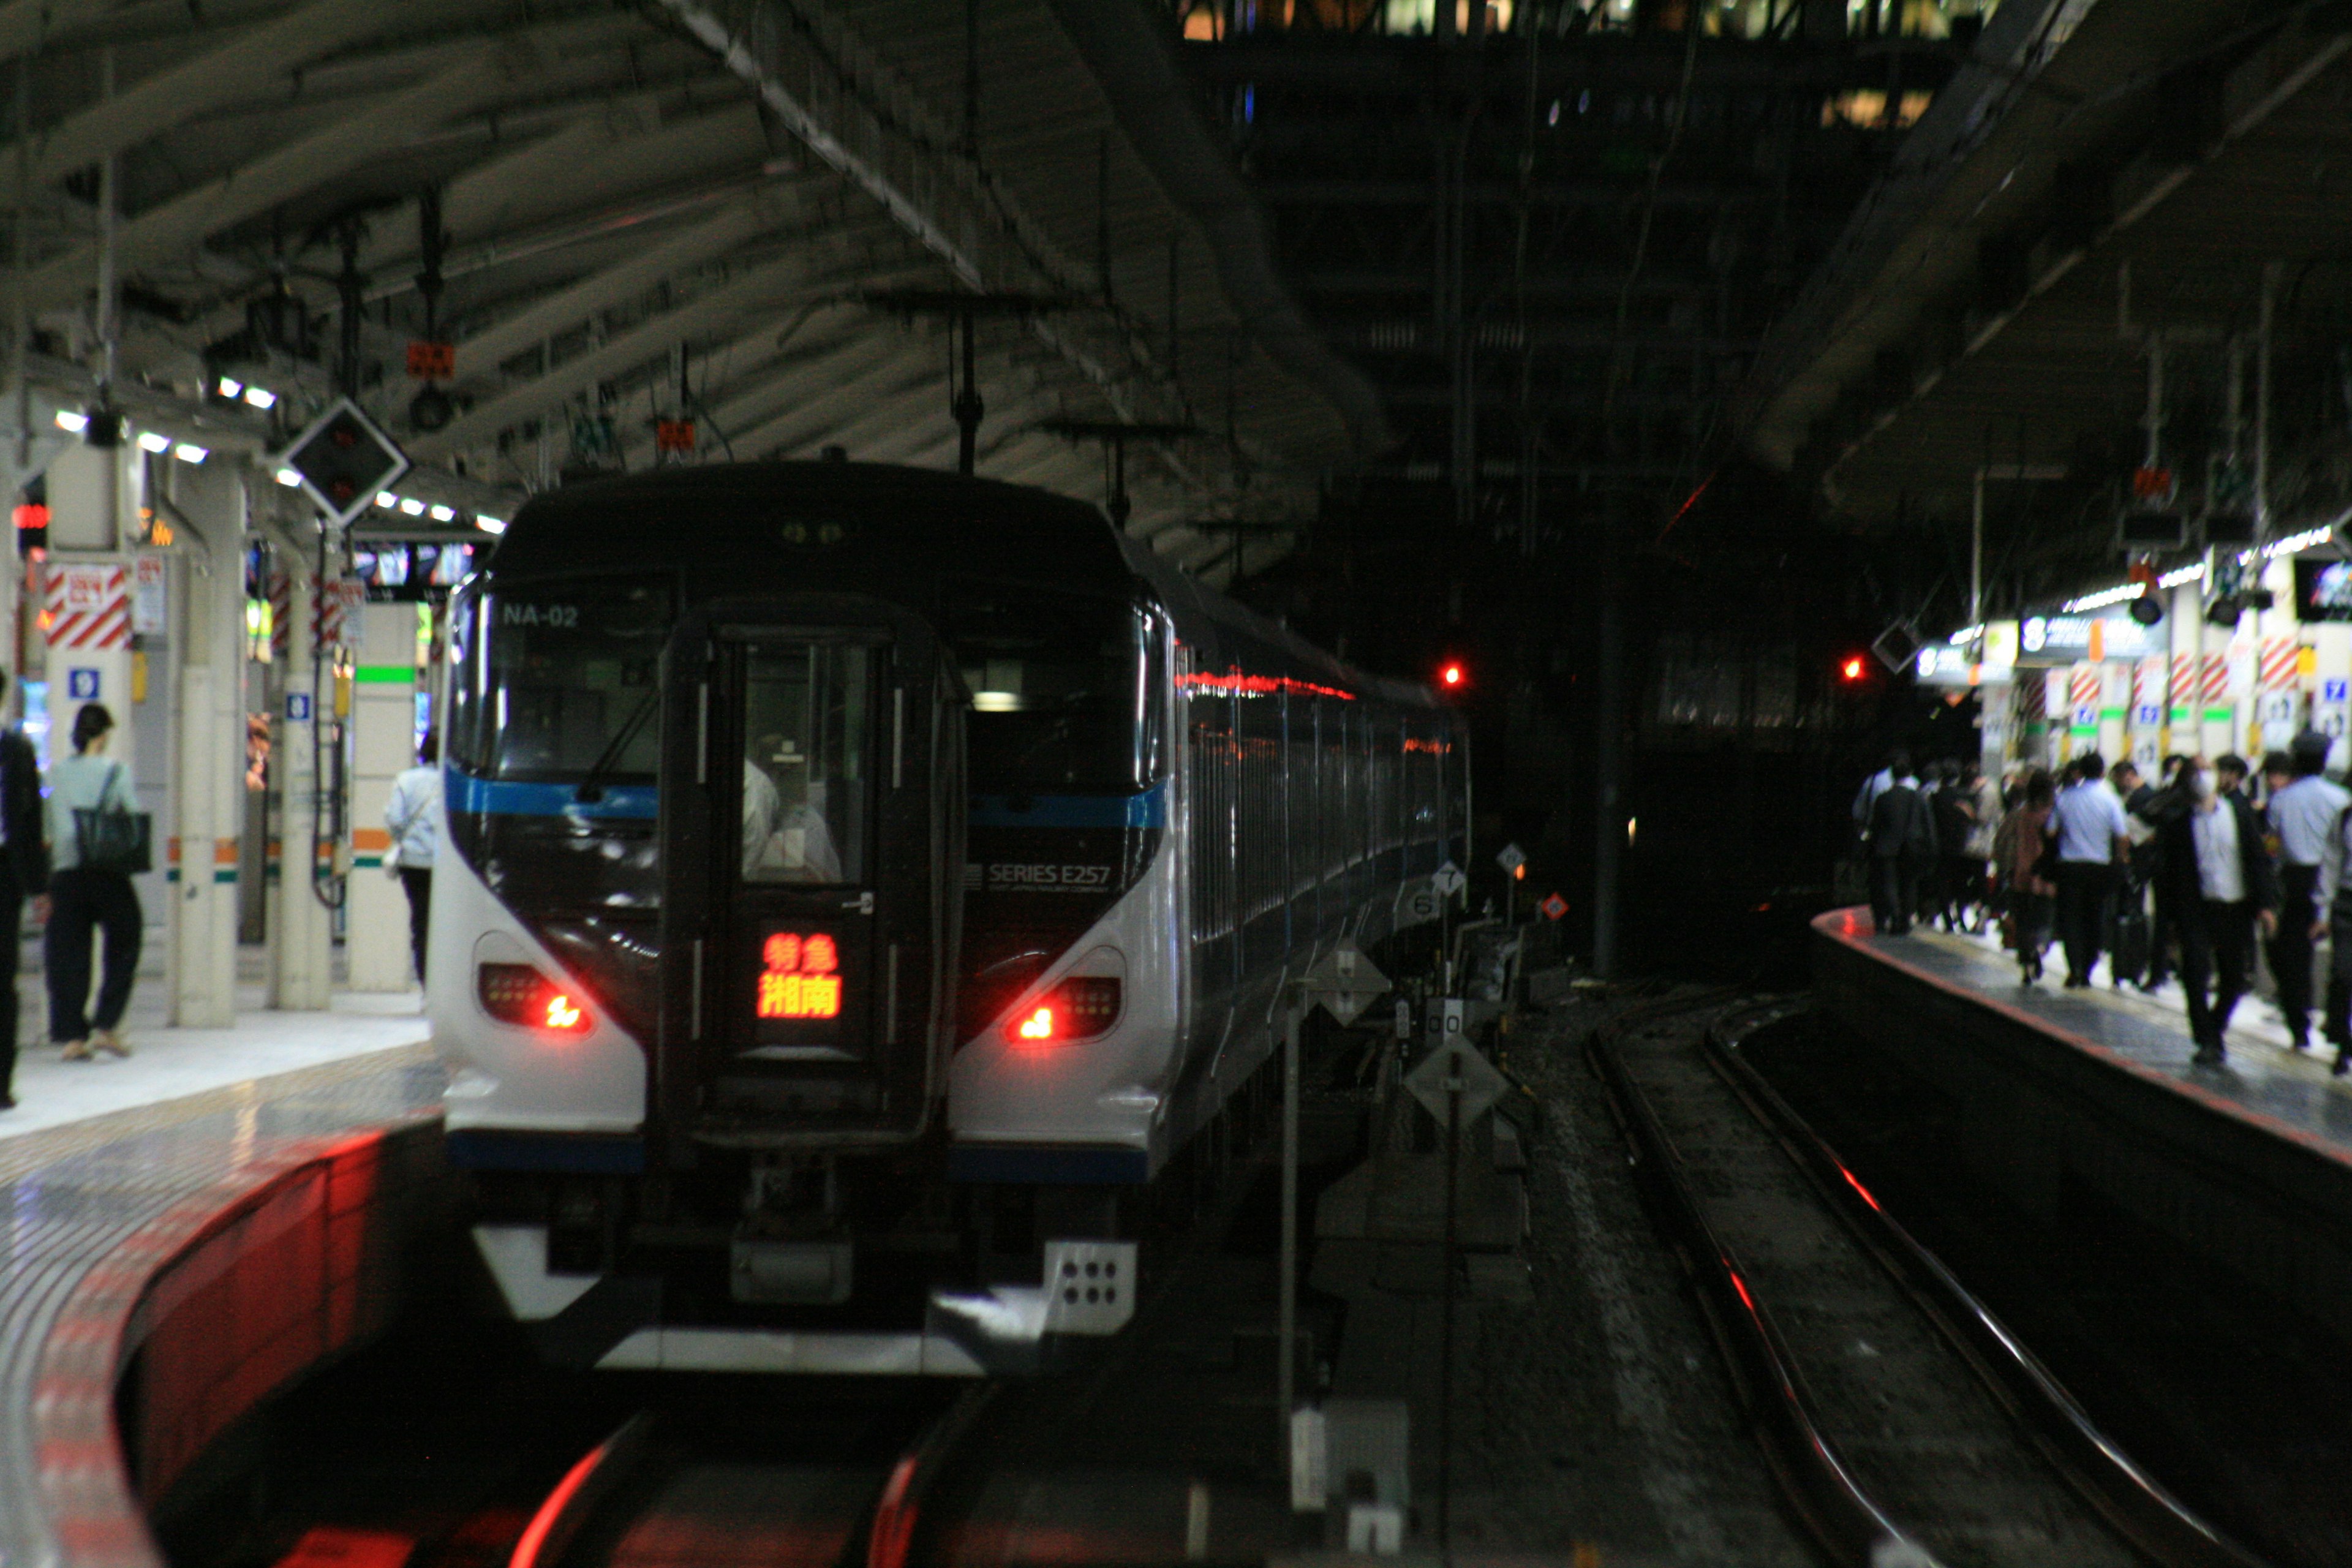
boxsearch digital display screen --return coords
[756,930,842,1020]
[2297,559,2352,622]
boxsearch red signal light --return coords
[1016,1006,1056,1042]
[1441,663,1464,688]
[478,963,593,1035]
[1839,655,1868,683]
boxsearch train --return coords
[430,462,1467,1373]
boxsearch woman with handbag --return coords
[45,704,145,1060]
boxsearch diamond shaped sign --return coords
[1495,842,1526,875]
[281,396,409,527]
[1433,860,1467,897]
[1298,941,1390,1028]
[1404,1038,1507,1130]
[1540,892,1568,921]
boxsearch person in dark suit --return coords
[0,672,50,1109]
[2153,755,2280,1065]
[1866,761,1939,935]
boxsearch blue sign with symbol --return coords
[2073,706,2097,727]
[2136,705,2161,725]
[65,669,98,701]
[285,692,312,723]
[2327,679,2348,704]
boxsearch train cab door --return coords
[654,595,963,1156]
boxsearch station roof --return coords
[1736,0,2352,545]
[0,0,1378,582]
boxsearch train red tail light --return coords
[479,962,592,1035]
[1008,977,1123,1046]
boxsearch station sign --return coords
[1914,645,2015,687]
[2018,613,2158,665]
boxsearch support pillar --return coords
[267,548,330,1009]
[346,601,417,991]
[166,461,244,1026]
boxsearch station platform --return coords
[1814,908,2352,1345]
[1816,908,2352,1162]
[0,988,449,1568]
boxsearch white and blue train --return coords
[430,462,1466,1373]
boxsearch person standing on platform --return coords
[2051,752,2132,987]
[2312,785,2352,1076]
[1996,769,2058,983]
[2263,734,2345,1050]
[43,704,140,1062]
[385,730,443,988]
[2141,755,2190,991]
[0,669,47,1111]
[2160,756,2280,1065]
[1866,760,1938,935]
[1931,761,1981,932]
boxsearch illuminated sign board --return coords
[756,930,842,1020]
[2017,614,2157,663]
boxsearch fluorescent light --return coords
[973,692,1020,712]
[475,516,507,535]
[399,497,426,516]
[243,385,276,410]
[2159,562,2206,589]
[1947,622,1985,646]
[2063,584,2142,612]
[53,410,86,434]
[135,431,170,453]
[377,491,398,508]
[429,503,455,522]
[275,468,302,487]
[216,376,243,399]
[173,443,207,464]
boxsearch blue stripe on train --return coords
[445,774,660,820]
[969,783,1166,829]
[447,772,1166,828]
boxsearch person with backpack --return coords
[44,704,143,1061]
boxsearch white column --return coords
[166,461,244,1026]
[267,542,331,1009]
[346,601,417,991]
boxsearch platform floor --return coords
[0,1030,443,1568]
[0,976,432,1140]
[1828,909,2352,1162]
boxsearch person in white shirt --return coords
[2158,756,2279,1064]
[2263,735,2348,1049]
[2048,752,2133,988]
[383,732,444,986]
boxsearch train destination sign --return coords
[757,930,843,1021]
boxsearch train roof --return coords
[488,462,1441,712]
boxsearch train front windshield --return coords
[448,577,671,785]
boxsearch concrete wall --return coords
[1815,927,2352,1341]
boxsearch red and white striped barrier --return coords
[46,564,128,650]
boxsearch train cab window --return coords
[741,642,869,886]
[448,578,671,780]
[944,582,1163,794]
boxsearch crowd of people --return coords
[1854,732,2352,1072]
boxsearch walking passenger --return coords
[2264,733,2345,1050]
[0,668,45,1110]
[1866,760,1938,935]
[2314,785,2352,1077]
[1996,770,2057,982]
[1931,761,1981,931]
[2158,756,2280,1065]
[44,704,141,1061]
[2050,752,2132,987]
[2143,755,2191,990]
[384,730,443,986]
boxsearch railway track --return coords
[510,1383,993,1568]
[1588,987,2258,1568]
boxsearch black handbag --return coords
[73,762,152,876]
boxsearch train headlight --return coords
[479,962,594,1035]
[1008,977,1121,1047]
